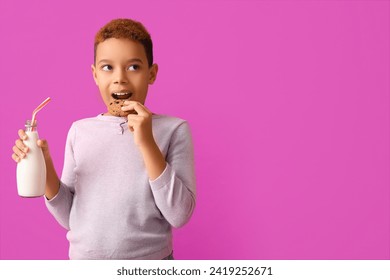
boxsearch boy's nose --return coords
[114,70,128,84]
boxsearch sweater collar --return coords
[96,114,128,123]
[96,113,161,122]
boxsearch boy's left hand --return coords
[121,101,154,147]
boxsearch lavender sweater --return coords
[45,114,196,259]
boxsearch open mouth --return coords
[112,92,132,100]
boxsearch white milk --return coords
[16,129,46,197]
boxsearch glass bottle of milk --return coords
[16,120,46,197]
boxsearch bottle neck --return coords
[25,120,37,132]
[25,126,35,132]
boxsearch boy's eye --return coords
[102,65,112,71]
[128,65,140,71]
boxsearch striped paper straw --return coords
[31,97,51,129]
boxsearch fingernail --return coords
[22,136,27,140]
[20,153,25,158]
[24,147,28,152]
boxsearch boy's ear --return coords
[148,64,158,85]
[91,64,98,85]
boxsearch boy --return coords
[11,18,196,260]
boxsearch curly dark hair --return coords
[94,18,153,67]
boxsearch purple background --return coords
[0,0,389,259]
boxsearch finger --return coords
[37,139,49,150]
[121,104,137,116]
[127,113,142,120]
[126,115,142,132]
[134,102,152,116]
[126,114,143,127]
[13,145,26,159]
[15,139,28,153]
[18,129,27,140]
[121,102,136,112]
[126,118,135,132]
[122,101,151,116]
[12,153,21,163]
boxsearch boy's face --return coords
[92,38,158,115]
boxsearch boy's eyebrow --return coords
[97,58,144,65]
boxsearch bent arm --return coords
[44,156,60,200]
[150,164,196,228]
[44,124,76,230]
[149,122,196,228]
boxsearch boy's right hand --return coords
[12,129,51,163]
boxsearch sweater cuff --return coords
[149,163,173,191]
[44,182,65,204]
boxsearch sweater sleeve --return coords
[149,121,196,228]
[44,123,76,230]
